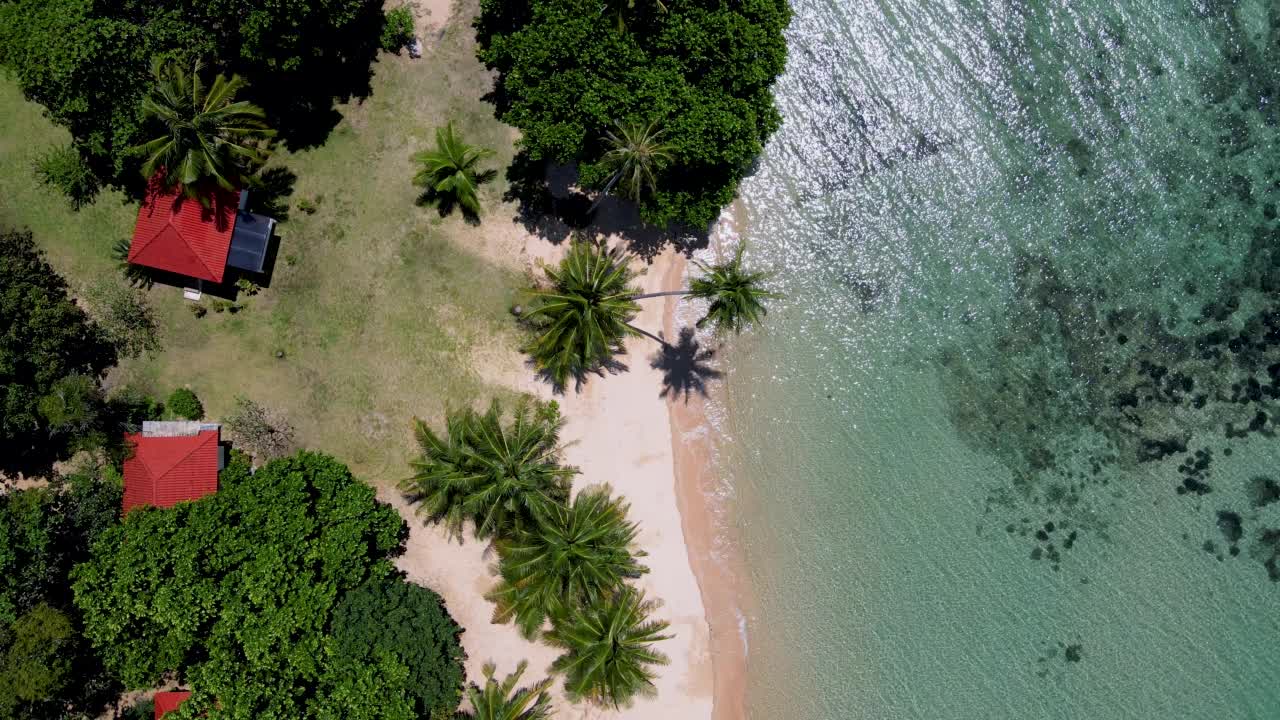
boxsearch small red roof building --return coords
[123,423,221,513]
[128,173,240,283]
[154,691,192,718]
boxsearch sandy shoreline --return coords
[390,238,741,719]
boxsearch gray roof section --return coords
[228,211,275,273]
[141,421,221,437]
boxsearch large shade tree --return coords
[487,485,647,639]
[545,586,670,708]
[476,0,791,228]
[521,239,778,385]
[403,399,575,541]
[133,58,274,195]
[72,451,464,720]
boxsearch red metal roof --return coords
[129,173,239,283]
[154,691,192,718]
[123,430,220,513]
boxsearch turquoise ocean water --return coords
[713,1,1280,717]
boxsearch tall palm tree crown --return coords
[599,119,673,203]
[688,243,780,336]
[521,240,642,388]
[461,660,554,720]
[488,485,648,639]
[402,399,575,540]
[134,58,274,195]
[413,122,495,217]
[545,586,671,708]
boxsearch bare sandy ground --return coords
[388,242,722,719]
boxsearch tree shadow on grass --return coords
[245,166,297,222]
[415,170,498,226]
[651,327,722,401]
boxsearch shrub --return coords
[165,388,203,421]
[32,145,98,209]
[235,278,261,296]
[381,6,414,52]
[189,303,208,318]
[223,396,295,462]
[82,280,161,359]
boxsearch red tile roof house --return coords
[127,172,277,300]
[153,691,192,718]
[123,421,225,513]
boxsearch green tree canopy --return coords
[329,577,466,718]
[0,468,123,719]
[476,0,791,228]
[0,229,116,470]
[71,451,454,719]
[0,0,382,181]
[403,398,575,541]
[488,485,647,639]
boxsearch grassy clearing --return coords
[0,10,529,484]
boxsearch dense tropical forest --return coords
[0,0,789,716]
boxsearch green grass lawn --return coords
[0,14,527,484]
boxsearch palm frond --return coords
[688,243,781,336]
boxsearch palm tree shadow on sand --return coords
[651,327,722,401]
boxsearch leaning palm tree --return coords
[402,398,575,541]
[545,587,671,708]
[111,238,153,289]
[133,58,274,196]
[596,119,673,204]
[520,240,643,388]
[460,660,554,720]
[687,243,781,335]
[413,122,495,218]
[520,241,778,385]
[487,485,647,639]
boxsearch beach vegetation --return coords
[329,577,466,718]
[488,484,648,639]
[520,241,643,387]
[382,6,416,53]
[72,451,468,719]
[413,122,496,219]
[223,396,296,462]
[133,58,274,196]
[165,388,203,421]
[521,239,779,384]
[32,145,98,209]
[460,660,554,720]
[0,229,116,472]
[545,586,671,708]
[110,238,153,289]
[403,398,575,541]
[475,0,791,228]
[597,120,674,204]
[0,466,123,718]
[0,0,382,182]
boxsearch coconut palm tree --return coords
[545,587,671,708]
[133,58,274,196]
[111,238,153,289]
[402,398,575,541]
[487,485,648,639]
[687,243,780,335]
[460,660,554,720]
[520,241,778,385]
[596,119,673,204]
[413,122,495,218]
[520,240,643,388]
